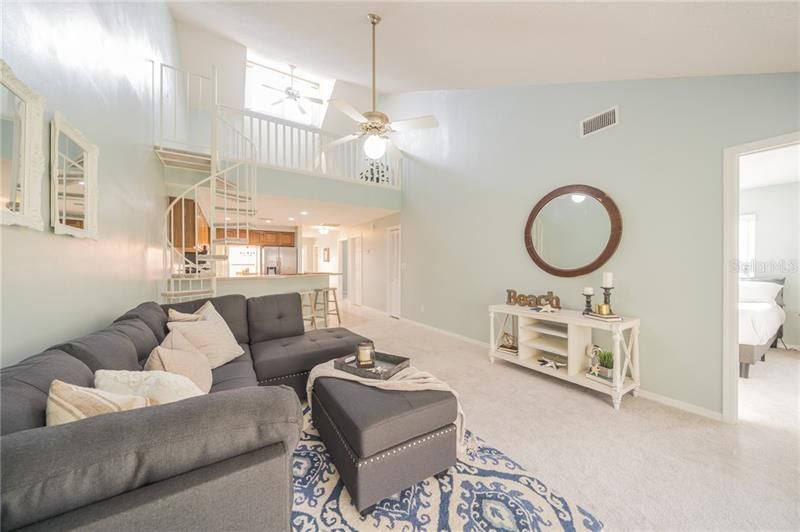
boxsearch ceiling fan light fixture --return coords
[363,134,387,159]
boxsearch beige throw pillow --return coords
[46,379,156,427]
[168,308,204,322]
[160,328,201,352]
[145,345,212,393]
[166,301,243,369]
[95,370,203,404]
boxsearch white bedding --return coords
[739,301,786,346]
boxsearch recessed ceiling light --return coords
[225,217,231,221]
[300,211,309,216]
[262,218,272,224]
[288,217,295,221]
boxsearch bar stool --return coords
[325,287,341,326]
[300,291,317,330]
[311,288,328,328]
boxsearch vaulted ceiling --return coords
[169,2,799,93]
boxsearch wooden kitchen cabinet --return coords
[260,232,278,245]
[277,232,295,246]
[211,228,296,247]
[169,197,210,251]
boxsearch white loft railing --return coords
[154,62,403,189]
[157,63,214,153]
[218,105,403,189]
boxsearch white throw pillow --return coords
[95,370,203,404]
[168,308,204,322]
[47,380,155,426]
[739,281,782,303]
[145,345,213,393]
[166,301,243,369]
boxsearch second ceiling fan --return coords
[326,13,438,160]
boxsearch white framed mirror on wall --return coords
[0,60,45,230]
[50,112,99,239]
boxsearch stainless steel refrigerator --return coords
[262,246,297,275]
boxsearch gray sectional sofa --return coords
[0,292,368,531]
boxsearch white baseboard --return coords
[354,305,725,421]
[398,317,489,348]
[636,389,723,422]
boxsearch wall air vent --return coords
[580,106,618,138]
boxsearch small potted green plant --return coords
[597,351,614,378]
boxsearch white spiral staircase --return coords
[162,115,257,302]
[153,62,404,302]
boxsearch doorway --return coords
[387,226,401,318]
[349,235,363,306]
[722,131,800,423]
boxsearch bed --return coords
[738,278,787,378]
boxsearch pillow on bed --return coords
[739,281,782,303]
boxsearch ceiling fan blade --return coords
[330,99,367,123]
[296,102,307,115]
[261,84,284,93]
[386,139,404,160]
[322,133,363,151]
[271,97,286,106]
[390,115,439,132]
[302,96,325,105]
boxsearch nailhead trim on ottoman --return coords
[311,388,457,513]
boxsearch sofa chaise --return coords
[0,292,368,531]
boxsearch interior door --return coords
[387,226,401,317]
[349,236,363,306]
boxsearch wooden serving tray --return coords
[333,352,410,380]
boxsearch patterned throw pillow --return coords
[94,370,203,405]
[166,301,244,369]
[46,379,156,427]
[145,342,212,393]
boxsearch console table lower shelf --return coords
[488,305,641,409]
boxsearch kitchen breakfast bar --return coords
[215,273,340,299]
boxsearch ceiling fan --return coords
[262,65,323,115]
[325,13,438,160]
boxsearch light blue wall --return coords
[1,3,180,365]
[382,73,800,413]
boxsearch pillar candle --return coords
[583,287,594,296]
[602,272,614,288]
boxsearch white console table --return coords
[488,305,641,409]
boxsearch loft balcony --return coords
[153,63,404,190]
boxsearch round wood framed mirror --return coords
[524,184,622,277]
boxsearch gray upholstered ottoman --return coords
[311,376,458,514]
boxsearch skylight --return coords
[244,53,332,128]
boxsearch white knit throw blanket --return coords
[307,361,470,455]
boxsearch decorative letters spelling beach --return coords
[506,289,561,309]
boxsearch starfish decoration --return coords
[589,364,601,376]
[539,358,566,370]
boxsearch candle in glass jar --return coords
[357,342,373,365]
[582,287,594,296]
[602,272,614,288]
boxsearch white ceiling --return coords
[246,193,397,229]
[168,2,799,93]
[740,144,800,190]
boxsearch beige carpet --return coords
[333,305,799,530]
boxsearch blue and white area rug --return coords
[291,408,603,531]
